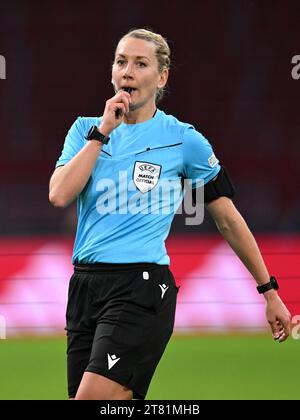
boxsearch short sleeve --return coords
[55,117,85,168]
[182,126,221,187]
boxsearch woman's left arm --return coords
[206,196,291,342]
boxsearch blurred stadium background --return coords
[0,0,299,399]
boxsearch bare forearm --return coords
[217,214,270,286]
[207,197,291,341]
[49,140,102,208]
[206,198,270,286]
[219,214,291,340]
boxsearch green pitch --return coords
[0,334,299,400]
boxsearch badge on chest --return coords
[133,161,162,193]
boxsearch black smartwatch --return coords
[256,276,279,294]
[85,125,110,144]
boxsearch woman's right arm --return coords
[49,90,131,208]
[49,140,103,208]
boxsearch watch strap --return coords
[257,276,279,294]
[85,125,110,144]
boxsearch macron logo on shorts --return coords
[107,354,120,370]
[159,284,169,299]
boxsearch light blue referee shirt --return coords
[56,109,220,265]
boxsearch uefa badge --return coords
[133,161,162,193]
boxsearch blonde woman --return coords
[49,29,291,400]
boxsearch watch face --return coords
[88,126,94,137]
[88,126,101,140]
[85,125,109,144]
[270,276,279,290]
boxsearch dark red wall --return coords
[0,0,299,234]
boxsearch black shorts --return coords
[65,262,179,399]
